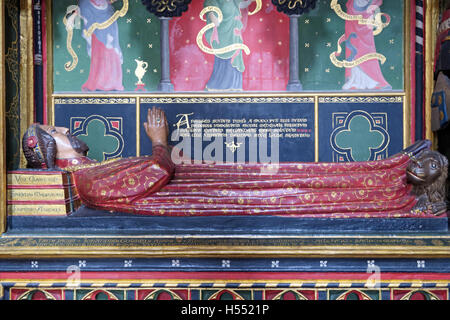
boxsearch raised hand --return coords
[143,106,169,147]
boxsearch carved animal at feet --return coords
[407,150,449,215]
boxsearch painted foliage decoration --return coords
[141,0,192,17]
[169,0,290,91]
[271,0,318,15]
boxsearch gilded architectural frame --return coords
[1,0,7,235]
[1,0,449,259]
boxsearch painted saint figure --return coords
[77,0,124,91]
[202,0,256,91]
[341,0,391,90]
[22,108,448,218]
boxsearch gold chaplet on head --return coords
[26,124,45,167]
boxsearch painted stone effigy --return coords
[20,107,448,218]
[52,0,403,92]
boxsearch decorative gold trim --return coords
[54,97,137,104]
[143,289,183,300]
[206,288,246,300]
[16,288,57,300]
[2,233,450,239]
[331,288,377,300]
[318,96,403,103]
[136,97,140,156]
[3,279,450,288]
[80,289,119,300]
[271,289,310,300]
[314,95,319,162]
[0,0,6,235]
[140,96,314,104]
[61,157,120,172]
[424,0,439,144]
[399,289,440,300]
[0,243,449,258]
[430,0,440,147]
[19,0,35,167]
[404,0,411,147]
[52,92,408,98]
[46,0,54,126]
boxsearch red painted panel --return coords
[169,0,289,91]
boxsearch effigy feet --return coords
[407,148,449,216]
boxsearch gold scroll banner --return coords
[330,0,390,36]
[83,0,129,38]
[63,0,129,72]
[196,0,262,56]
[248,0,262,15]
[330,35,386,68]
[330,0,388,68]
[63,12,78,72]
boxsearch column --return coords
[286,14,302,92]
[158,17,174,92]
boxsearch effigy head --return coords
[22,123,57,169]
[22,124,90,169]
[407,150,448,187]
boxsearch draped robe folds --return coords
[69,145,430,218]
[79,0,124,91]
[343,0,391,90]
[203,0,248,90]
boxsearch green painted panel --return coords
[76,118,120,161]
[52,0,161,92]
[298,0,404,91]
[335,114,384,161]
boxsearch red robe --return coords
[344,0,391,89]
[82,34,124,91]
[66,145,428,218]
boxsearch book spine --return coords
[7,184,74,189]
[7,199,81,216]
[7,195,80,205]
[7,173,70,186]
[7,188,78,201]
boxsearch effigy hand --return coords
[143,106,169,147]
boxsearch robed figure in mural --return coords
[65,0,124,91]
[202,0,256,91]
[343,0,391,90]
[22,108,448,218]
[331,0,391,90]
